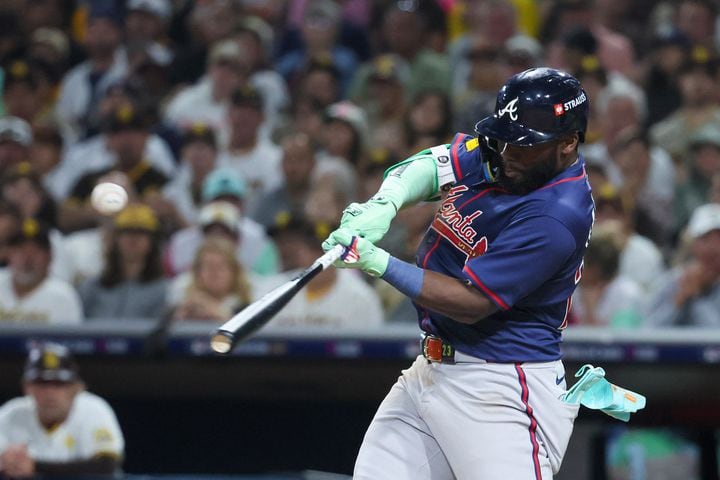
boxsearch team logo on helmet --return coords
[497,97,519,121]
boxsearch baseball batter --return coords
[323,68,594,479]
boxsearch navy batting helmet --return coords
[474,67,588,147]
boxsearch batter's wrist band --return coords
[381,256,424,299]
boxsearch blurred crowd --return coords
[0,0,719,329]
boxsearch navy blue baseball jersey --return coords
[416,133,595,362]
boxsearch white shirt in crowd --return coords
[254,269,384,328]
[0,391,124,463]
[55,48,129,146]
[163,74,288,147]
[161,165,198,226]
[164,78,229,147]
[619,233,666,291]
[57,228,105,286]
[0,269,83,325]
[49,134,177,201]
[572,275,645,326]
[217,139,282,213]
[166,218,278,277]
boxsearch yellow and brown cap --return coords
[114,204,159,233]
[23,342,80,383]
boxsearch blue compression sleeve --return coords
[381,256,425,299]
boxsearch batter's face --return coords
[490,136,577,194]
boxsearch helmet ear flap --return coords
[479,136,501,183]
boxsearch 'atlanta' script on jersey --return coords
[432,185,489,259]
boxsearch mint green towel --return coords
[561,364,646,422]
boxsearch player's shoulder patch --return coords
[465,137,479,152]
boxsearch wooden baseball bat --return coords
[210,244,346,354]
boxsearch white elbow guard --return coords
[429,145,456,190]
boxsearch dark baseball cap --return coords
[101,104,148,133]
[231,85,263,110]
[9,218,52,251]
[23,342,80,383]
[368,54,410,85]
[182,123,217,149]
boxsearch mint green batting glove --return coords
[338,196,398,243]
[321,228,390,277]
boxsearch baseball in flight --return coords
[91,182,128,215]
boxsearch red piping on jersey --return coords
[540,166,586,190]
[457,186,507,210]
[462,267,510,310]
[515,364,542,480]
[559,296,572,330]
[450,135,464,181]
[422,235,442,268]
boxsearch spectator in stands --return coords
[0,218,83,324]
[217,86,282,212]
[2,59,55,127]
[583,74,649,166]
[321,100,368,169]
[294,57,343,110]
[233,16,290,139]
[29,125,64,200]
[352,1,451,99]
[0,162,79,282]
[124,0,174,70]
[643,203,720,326]
[0,116,32,177]
[570,224,644,327]
[168,0,239,85]
[162,124,219,226]
[0,342,124,477]
[638,30,690,127]
[251,133,317,229]
[259,217,384,327]
[357,54,412,157]
[164,39,250,148]
[167,193,279,276]
[168,237,252,322]
[674,123,720,238]
[314,102,362,196]
[79,204,167,320]
[592,184,666,292]
[55,2,128,145]
[650,49,720,162]
[0,201,22,268]
[404,90,453,154]
[1,162,57,229]
[58,103,171,233]
[28,28,71,86]
[276,0,358,97]
[675,0,718,50]
[502,34,544,75]
[452,35,507,135]
[52,82,176,201]
[573,57,607,145]
[304,175,353,229]
[608,127,675,248]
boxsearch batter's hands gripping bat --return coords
[210,244,347,354]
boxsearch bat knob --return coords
[210,331,234,354]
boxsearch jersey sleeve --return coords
[446,133,482,183]
[78,395,125,459]
[0,403,11,452]
[462,215,576,310]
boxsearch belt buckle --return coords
[422,335,455,364]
